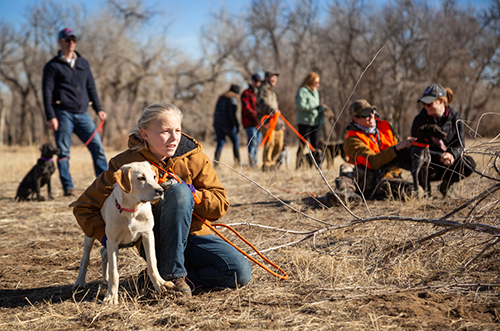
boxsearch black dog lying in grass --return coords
[317,139,347,169]
[411,124,447,198]
[15,143,60,201]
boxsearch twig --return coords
[217,161,335,226]
[441,182,500,220]
[463,237,500,269]
[225,215,500,257]
[398,224,466,253]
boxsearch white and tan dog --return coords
[74,161,174,304]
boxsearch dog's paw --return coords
[72,281,86,290]
[103,293,119,305]
[37,196,46,202]
[162,280,175,290]
[151,277,175,292]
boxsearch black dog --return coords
[305,149,325,168]
[296,146,325,169]
[317,139,347,169]
[411,124,447,198]
[15,143,60,201]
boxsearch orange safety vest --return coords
[345,119,396,169]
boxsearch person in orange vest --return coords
[328,99,416,204]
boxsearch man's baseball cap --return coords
[418,84,446,104]
[349,99,377,118]
[265,71,280,77]
[58,28,76,40]
[251,73,261,81]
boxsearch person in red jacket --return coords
[240,73,262,167]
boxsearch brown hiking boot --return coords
[171,277,192,297]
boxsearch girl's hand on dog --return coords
[440,152,454,166]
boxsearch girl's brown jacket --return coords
[73,132,229,243]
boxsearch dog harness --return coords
[412,141,430,148]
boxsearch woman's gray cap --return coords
[418,84,446,104]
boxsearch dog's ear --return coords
[114,167,133,194]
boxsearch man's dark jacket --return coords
[42,51,103,121]
[213,91,239,128]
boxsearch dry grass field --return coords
[1,140,500,330]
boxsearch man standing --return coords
[42,28,108,196]
[330,99,415,203]
[241,73,262,167]
[256,71,284,172]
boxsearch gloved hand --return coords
[102,234,107,248]
[181,180,196,195]
[159,178,178,191]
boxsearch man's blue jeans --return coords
[54,110,107,190]
[150,184,251,289]
[245,127,261,167]
[214,125,240,161]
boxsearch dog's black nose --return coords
[155,188,164,196]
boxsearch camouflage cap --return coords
[349,99,377,118]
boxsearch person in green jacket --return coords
[295,72,322,168]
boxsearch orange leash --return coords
[279,114,315,152]
[259,112,315,152]
[148,161,289,280]
[258,113,279,149]
[193,213,289,280]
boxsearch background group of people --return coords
[45,27,475,296]
[213,71,324,172]
[332,84,476,203]
[213,68,475,201]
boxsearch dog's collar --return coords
[412,141,429,148]
[115,198,139,213]
[40,157,54,162]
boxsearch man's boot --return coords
[326,171,362,206]
[234,154,241,167]
[214,151,221,168]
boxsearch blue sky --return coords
[0,0,248,58]
[0,0,493,59]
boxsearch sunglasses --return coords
[64,38,76,43]
[355,109,375,118]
